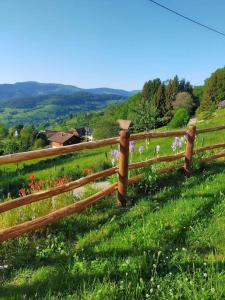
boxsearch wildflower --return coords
[19,188,26,196]
[203,273,207,278]
[138,146,144,153]
[111,158,115,167]
[156,145,160,154]
[150,288,153,293]
[129,141,135,153]
[157,284,160,289]
[83,168,93,175]
[29,175,35,181]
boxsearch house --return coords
[45,127,93,148]
[218,100,225,109]
[46,130,81,148]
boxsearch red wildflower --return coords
[19,188,26,195]
[29,175,35,182]
[83,168,93,175]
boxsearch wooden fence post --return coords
[117,129,130,207]
[184,125,196,175]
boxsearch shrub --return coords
[168,108,190,129]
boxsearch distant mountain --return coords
[1,91,126,109]
[0,81,137,101]
[86,87,138,97]
[0,82,82,101]
[0,91,127,127]
[0,81,138,127]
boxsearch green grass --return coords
[1,162,225,299]
[1,109,225,299]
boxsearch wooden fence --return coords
[1,123,225,242]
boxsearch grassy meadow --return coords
[0,109,225,299]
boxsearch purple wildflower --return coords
[138,146,144,154]
[129,141,135,153]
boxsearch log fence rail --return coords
[1,123,225,242]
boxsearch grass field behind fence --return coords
[1,110,225,299]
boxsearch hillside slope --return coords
[1,109,225,299]
[0,92,127,127]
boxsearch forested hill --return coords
[0,81,138,127]
[0,81,136,101]
[0,91,127,127]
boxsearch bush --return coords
[168,108,190,128]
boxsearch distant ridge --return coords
[0,81,138,101]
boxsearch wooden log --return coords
[0,183,117,242]
[128,152,185,170]
[196,125,225,134]
[193,143,225,154]
[0,137,119,166]
[201,151,225,163]
[117,130,130,207]
[127,164,183,185]
[130,129,186,141]
[157,163,183,173]
[184,125,196,175]
[0,167,117,214]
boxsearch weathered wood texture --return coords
[128,152,185,170]
[184,125,196,175]
[194,143,225,154]
[0,137,119,166]
[0,183,117,242]
[130,129,186,141]
[201,151,225,163]
[117,130,130,207]
[196,125,225,134]
[0,167,117,213]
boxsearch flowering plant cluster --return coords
[110,147,120,166]
[19,174,71,196]
[83,168,93,175]
[171,136,186,152]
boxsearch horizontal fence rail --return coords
[0,137,119,166]
[1,122,225,242]
[128,152,185,170]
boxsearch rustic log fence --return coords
[1,123,225,242]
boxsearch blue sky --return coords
[0,0,224,90]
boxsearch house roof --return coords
[48,132,77,144]
[45,130,59,139]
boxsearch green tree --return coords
[0,124,8,138]
[200,67,225,112]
